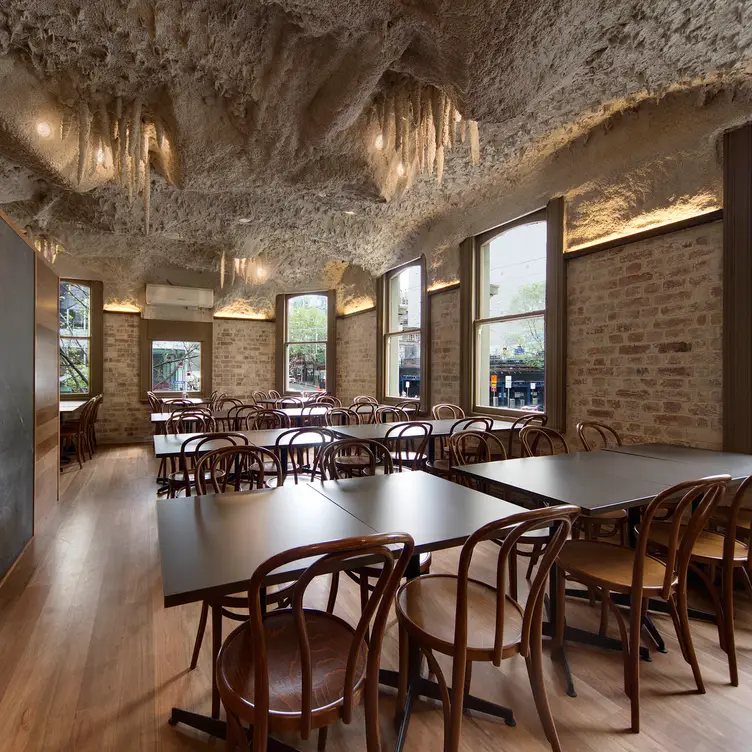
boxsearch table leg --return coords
[546,563,577,697]
[211,603,222,719]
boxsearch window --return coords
[60,281,92,395]
[377,256,429,410]
[385,265,422,399]
[275,292,335,395]
[151,341,202,393]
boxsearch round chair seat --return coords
[168,468,226,483]
[356,551,432,578]
[425,458,450,475]
[217,609,367,719]
[713,507,752,529]
[648,522,749,563]
[390,451,428,465]
[582,509,628,521]
[396,574,523,658]
[557,540,672,593]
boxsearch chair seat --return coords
[425,458,450,474]
[334,455,372,468]
[396,574,523,657]
[713,506,752,530]
[390,451,428,463]
[217,609,367,719]
[648,522,749,563]
[557,540,672,593]
[581,509,628,522]
[168,469,226,483]
[357,551,432,578]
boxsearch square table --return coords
[60,400,87,413]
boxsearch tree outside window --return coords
[60,281,91,395]
[286,295,328,392]
[151,341,202,392]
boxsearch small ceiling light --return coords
[397,162,405,177]
[237,218,253,225]
[344,210,355,216]
[36,121,52,138]
[374,134,384,150]
[96,149,105,165]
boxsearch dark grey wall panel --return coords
[0,217,34,579]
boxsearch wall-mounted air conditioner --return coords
[145,284,214,309]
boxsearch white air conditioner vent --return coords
[145,284,214,309]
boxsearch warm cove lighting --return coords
[213,309,270,321]
[103,302,141,313]
[428,280,459,292]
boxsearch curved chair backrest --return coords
[215,396,243,411]
[166,411,216,435]
[576,421,623,451]
[175,432,248,495]
[162,398,194,409]
[432,403,465,420]
[350,403,377,424]
[353,395,378,405]
[507,413,548,458]
[276,397,304,409]
[252,390,268,402]
[227,404,261,430]
[636,476,730,598]
[235,533,414,750]
[275,427,337,483]
[384,421,433,472]
[194,444,283,495]
[450,417,493,434]
[316,439,394,479]
[326,408,361,427]
[375,406,408,423]
[451,506,580,670]
[449,430,508,467]
[252,409,292,430]
[315,395,341,407]
[519,425,568,457]
[146,391,162,412]
[268,389,282,399]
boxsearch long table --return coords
[60,400,86,413]
[157,471,529,747]
[150,406,330,426]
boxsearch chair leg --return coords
[75,436,83,469]
[396,624,408,716]
[627,596,643,733]
[509,545,519,602]
[599,589,609,637]
[318,726,328,751]
[525,621,563,752]
[526,541,543,580]
[326,571,339,614]
[552,564,566,651]
[723,565,739,686]
[190,601,209,670]
[674,587,705,694]
[448,654,467,752]
[226,710,248,751]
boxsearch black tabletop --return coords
[332,418,514,441]
[453,447,752,514]
[151,406,330,423]
[309,470,528,552]
[153,427,334,457]
[157,484,376,607]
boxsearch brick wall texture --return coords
[212,319,276,402]
[337,310,377,405]
[430,288,461,406]
[566,221,723,449]
[98,312,152,444]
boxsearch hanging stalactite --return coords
[77,100,90,186]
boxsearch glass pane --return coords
[151,341,202,392]
[388,265,421,332]
[287,343,326,392]
[287,294,328,342]
[60,338,90,394]
[386,333,421,398]
[476,317,544,410]
[59,281,91,337]
[478,221,546,319]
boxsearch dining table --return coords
[157,470,530,749]
[60,400,87,413]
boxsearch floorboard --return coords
[1,445,752,751]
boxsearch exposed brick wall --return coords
[336,310,377,405]
[430,288,461,407]
[98,313,152,444]
[212,319,276,401]
[567,221,723,449]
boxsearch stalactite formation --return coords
[375,79,480,185]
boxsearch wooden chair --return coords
[396,505,580,752]
[507,413,548,458]
[60,397,97,469]
[350,403,377,424]
[519,425,568,457]
[556,475,730,733]
[190,445,284,672]
[268,389,282,400]
[316,395,341,407]
[300,404,327,427]
[216,396,243,411]
[228,404,261,430]
[385,422,432,472]
[274,427,337,483]
[217,533,414,752]
[165,410,215,437]
[316,438,393,480]
[326,407,361,427]
[252,390,268,402]
[426,417,494,478]
[252,409,291,430]
[353,395,378,405]
[88,394,103,454]
[276,396,304,409]
[396,400,420,416]
[162,398,194,409]
[650,473,752,686]
[432,403,464,420]
[375,405,408,423]
[577,421,623,451]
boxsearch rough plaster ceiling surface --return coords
[0,0,750,313]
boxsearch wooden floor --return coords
[2,445,752,751]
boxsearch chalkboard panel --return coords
[0,217,34,579]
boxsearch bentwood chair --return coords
[397,505,580,752]
[350,403,377,424]
[385,422,433,472]
[274,427,337,483]
[326,407,361,427]
[432,403,464,420]
[276,396,304,409]
[556,476,731,733]
[215,396,243,411]
[577,420,623,451]
[316,438,393,480]
[353,395,378,405]
[507,413,548,458]
[190,445,285,672]
[165,410,215,437]
[316,394,341,407]
[651,473,752,686]
[268,389,282,399]
[60,396,97,469]
[217,533,414,752]
[426,417,494,478]
[252,390,268,402]
[228,404,261,430]
[375,406,408,423]
[252,409,291,430]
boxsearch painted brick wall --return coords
[212,319,276,401]
[567,221,723,449]
[430,288,461,407]
[98,312,152,444]
[336,310,377,405]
